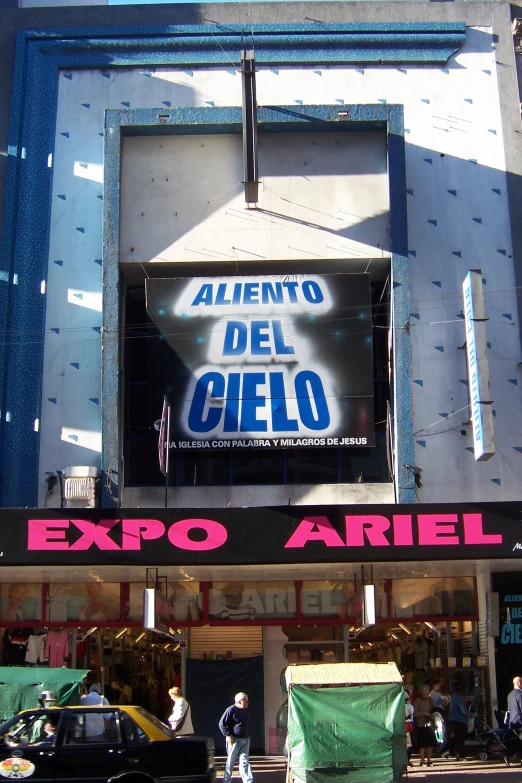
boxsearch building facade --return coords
[0,0,522,753]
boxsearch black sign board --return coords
[2,501,521,566]
[146,273,374,450]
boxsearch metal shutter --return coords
[188,626,263,659]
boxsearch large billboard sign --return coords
[146,274,374,450]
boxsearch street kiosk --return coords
[285,662,407,783]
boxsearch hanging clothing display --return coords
[414,636,429,670]
[44,630,69,668]
[25,634,48,665]
[6,629,30,666]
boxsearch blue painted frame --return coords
[0,22,451,506]
[103,103,414,506]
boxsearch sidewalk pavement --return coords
[216,756,522,783]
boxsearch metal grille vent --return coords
[63,476,97,501]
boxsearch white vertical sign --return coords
[462,271,495,461]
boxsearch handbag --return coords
[406,721,414,734]
[171,704,189,733]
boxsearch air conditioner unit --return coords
[62,466,99,508]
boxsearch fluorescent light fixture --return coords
[164,644,171,651]
[349,626,355,632]
[399,623,412,634]
[168,627,182,636]
[389,632,399,641]
[363,584,376,626]
[424,621,441,636]
[171,643,180,653]
[135,632,146,643]
[115,628,128,639]
[84,627,97,638]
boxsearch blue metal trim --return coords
[102,103,413,506]
[17,23,466,66]
[0,39,59,507]
[0,21,432,506]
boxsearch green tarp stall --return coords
[0,668,89,723]
[285,663,407,783]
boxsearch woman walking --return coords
[413,684,437,766]
[168,687,194,735]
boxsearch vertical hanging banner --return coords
[146,274,374,449]
[462,270,495,461]
[158,396,171,476]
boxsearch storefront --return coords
[0,502,519,752]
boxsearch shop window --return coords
[0,583,42,624]
[209,581,296,621]
[127,582,201,623]
[231,451,284,485]
[283,625,345,664]
[47,583,120,623]
[300,580,387,620]
[286,449,338,483]
[391,577,477,619]
[178,451,230,486]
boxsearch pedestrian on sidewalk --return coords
[448,683,475,760]
[507,677,522,732]
[168,687,194,735]
[219,692,254,783]
[413,684,437,766]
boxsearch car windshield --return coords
[134,708,174,738]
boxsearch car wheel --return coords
[508,751,521,764]
[479,752,488,761]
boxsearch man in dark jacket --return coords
[219,692,254,783]
[507,677,522,731]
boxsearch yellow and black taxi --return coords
[0,705,215,783]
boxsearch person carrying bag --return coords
[168,687,194,735]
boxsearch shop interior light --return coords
[115,628,128,639]
[389,632,399,641]
[171,643,180,653]
[348,626,355,632]
[84,627,97,638]
[135,631,146,643]
[424,621,441,636]
[168,627,182,636]
[399,623,412,634]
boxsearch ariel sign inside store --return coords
[145,273,374,448]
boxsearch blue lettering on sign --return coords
[178,275,340,440]
[501,623,522,644]
[189,280,325,307]
[187,370,330,434]
[223,320,295,356]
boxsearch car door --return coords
[53,710,126,783]
[0,711,59,783]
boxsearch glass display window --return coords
[126,582,202,623]
[300,580,387,619]
[0,583,42,623]
[46,582,120,622]
[391,577,476,619]
[209,582,296,620]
